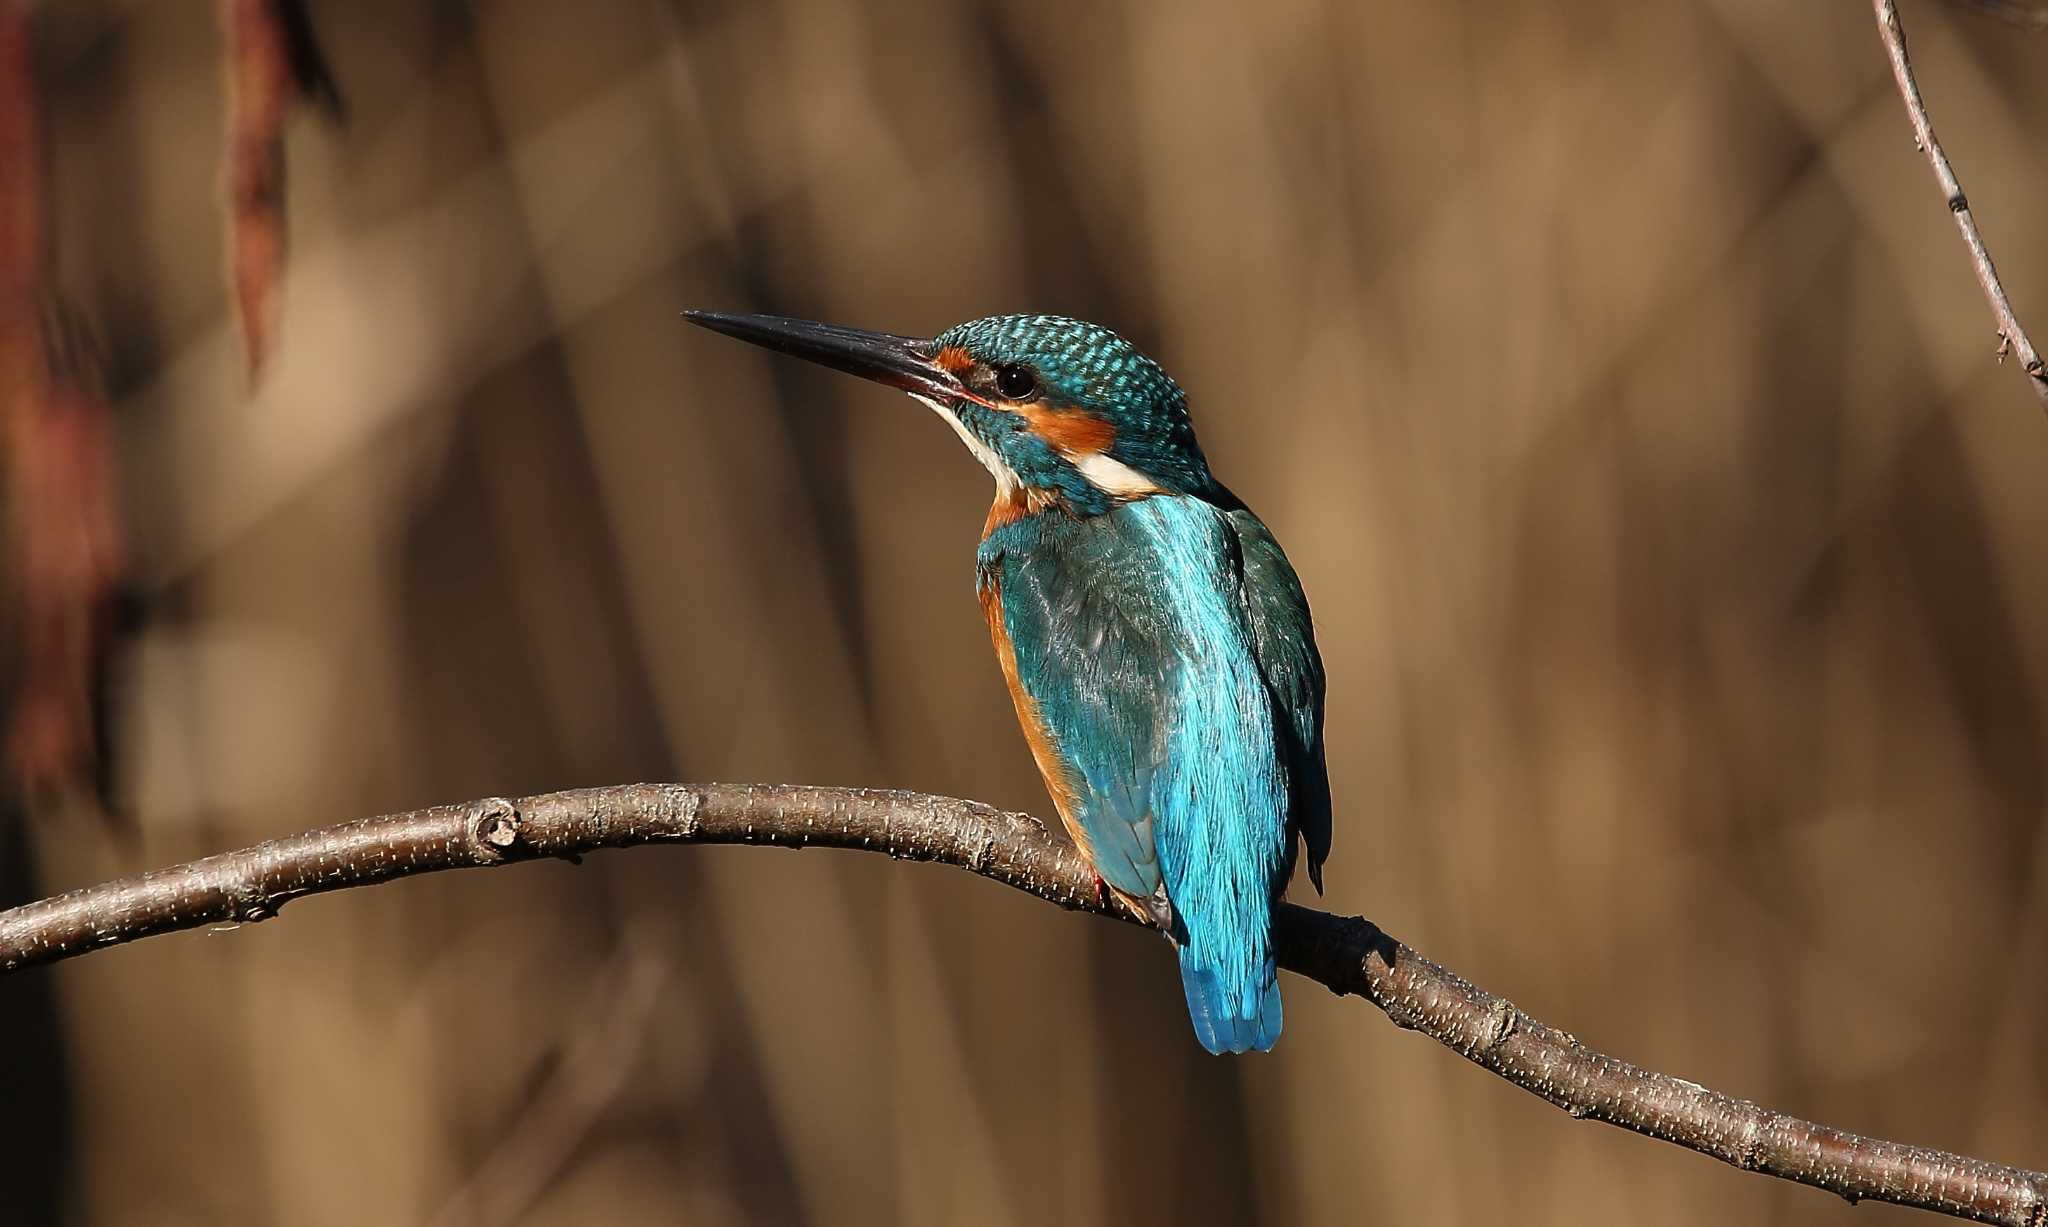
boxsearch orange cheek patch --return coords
[1022,403,1117,456]
[933,345,975,374]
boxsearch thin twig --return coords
[0,783,2041,1223]
[1874,0,2048,415]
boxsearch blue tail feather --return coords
[1178,948,1282,1055]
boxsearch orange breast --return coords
[977,574,1090,861]
[982,485,1060,535]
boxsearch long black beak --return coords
[683,311,966,404]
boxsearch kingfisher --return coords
[685,310,1331,1054]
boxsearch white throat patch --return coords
[912,394,1022,495]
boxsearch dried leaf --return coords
[220,0,340,381]
[5,379,122,795]
[0,5,124,799]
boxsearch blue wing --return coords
[1213,487,1331,893]
[980,496,1295,1052]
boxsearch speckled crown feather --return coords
[930,314,1212,494]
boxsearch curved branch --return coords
[0,783,2040,1223]
[1874,0,2048,415]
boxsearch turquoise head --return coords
[685,311,1214,518]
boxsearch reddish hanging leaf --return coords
[0,0,52,788]
[0,3,124,799]
[220,0,336,382]
[5,376,122,795]
[221,0,295,381]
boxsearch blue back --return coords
[980,492,1325,1053]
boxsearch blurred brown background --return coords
[2,1,2046,1223]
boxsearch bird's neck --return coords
[982,484,1065,538]
[979,471,1219,540]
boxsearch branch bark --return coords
[0,784,2040,1223]
[1874,0,2048,415]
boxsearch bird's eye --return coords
[994,364,1038,402]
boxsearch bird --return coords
[684,310,1330,1054]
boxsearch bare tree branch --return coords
[1874,0,2048,415]
[0,783,2040,1222]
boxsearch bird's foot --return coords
[1091,871,1109,910]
